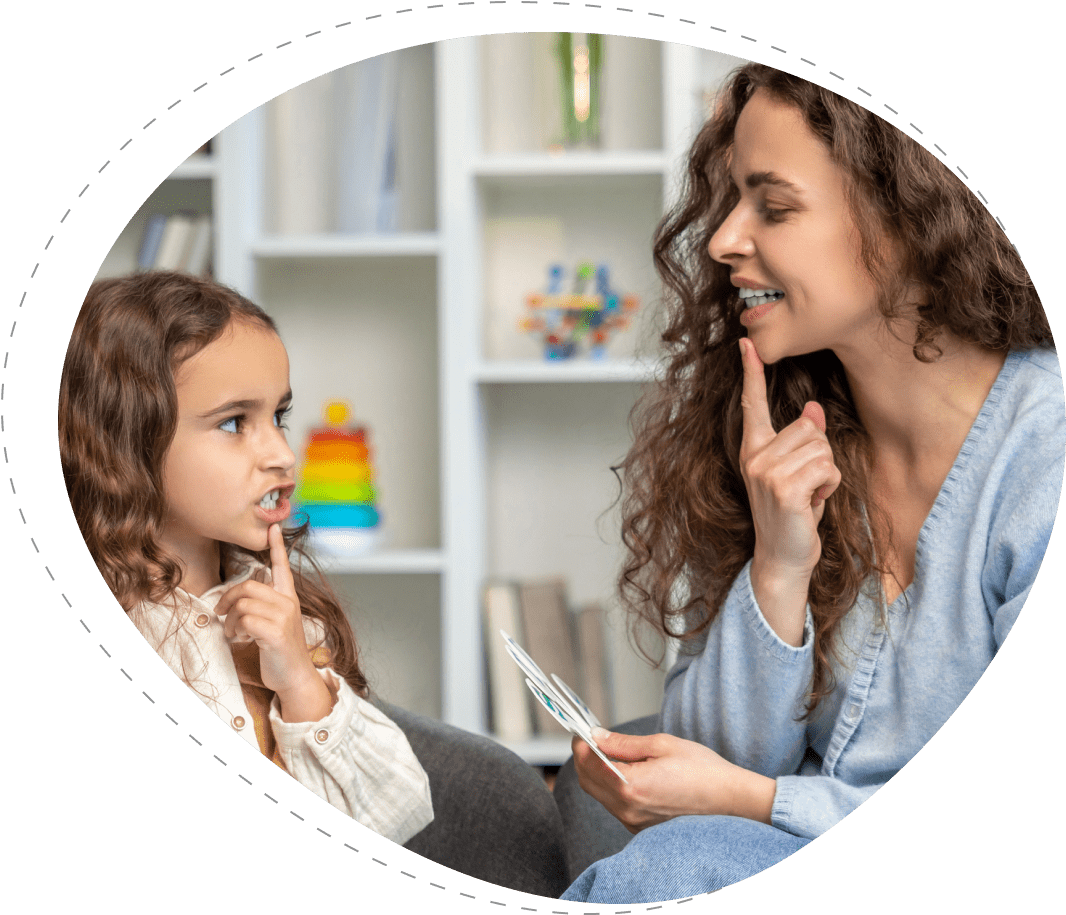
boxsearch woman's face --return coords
[708,89,888,365]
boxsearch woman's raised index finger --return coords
[268,523,296,597]
[739,338,775,446]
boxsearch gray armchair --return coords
[377,700,570,897]
[551,714,660,883]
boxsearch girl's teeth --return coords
[259,490,279,510]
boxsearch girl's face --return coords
[160,318,296,585]
[708,89,889,365]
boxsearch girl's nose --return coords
[265,426,297,472]
[708,204,754,264]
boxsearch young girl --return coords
[59,270,433,845]
[561,63,1064,902]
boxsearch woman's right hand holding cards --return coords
[571,730,776,834]
[739,338,841,646]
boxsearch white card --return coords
[500,629,588,727]
[551,673,601,730]
[523,678,628,782]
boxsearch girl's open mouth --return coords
[255,485,294,523]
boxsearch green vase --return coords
[555,32,603,148]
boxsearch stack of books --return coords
[137,212,212,275]
[482,578,613,742]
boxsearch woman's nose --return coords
[708,205,754,264]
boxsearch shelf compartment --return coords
[480,174,664,363]
[252,232,440,259]
[332,573,443,720]
[258,258,441,555]
[475,358,659,384]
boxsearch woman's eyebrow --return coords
[745,170,802,194]
[200,390,292,418]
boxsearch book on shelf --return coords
[183,214,213,276]
[335,52,400,234]
[136,212,212,275]
[482,581,535,741]
[573,600,613,728]
[267,73,337,234]
[483,575,618,742]
[519,579,579,737]
[482,577,614,741]
[153,213,195,271]
[137,213,167,269]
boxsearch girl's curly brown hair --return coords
[58,270,368,696]
[620,63,1052,716]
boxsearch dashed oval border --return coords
[1,3,1019,912]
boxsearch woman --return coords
[561,62,1063,903]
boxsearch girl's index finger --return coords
[739,338,776,450]
[268,523,296,598]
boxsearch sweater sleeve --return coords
[661,561,816,778]
[770,774,880,839]
[269,670,434,844]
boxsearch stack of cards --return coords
[500,630,628,782]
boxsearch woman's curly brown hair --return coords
[58,270,368,696]
[620,63,1052,716]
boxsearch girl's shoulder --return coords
[127,590,194,649]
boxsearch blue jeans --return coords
[560,815,810,904]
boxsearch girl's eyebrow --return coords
[200,390,292,418]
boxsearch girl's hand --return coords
[214,524,332,722]
[739,338,841,645]
[571,730,775,833]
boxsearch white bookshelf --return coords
[99,36,747,765]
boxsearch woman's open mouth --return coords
[739,287,784,308]
[738,287,784,326]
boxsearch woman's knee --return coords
[561,815,809,904]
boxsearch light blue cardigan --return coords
[662,347,1065,840]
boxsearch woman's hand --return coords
[571,730,776,834]
[214,523,332,722]
[739,338,841,645]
